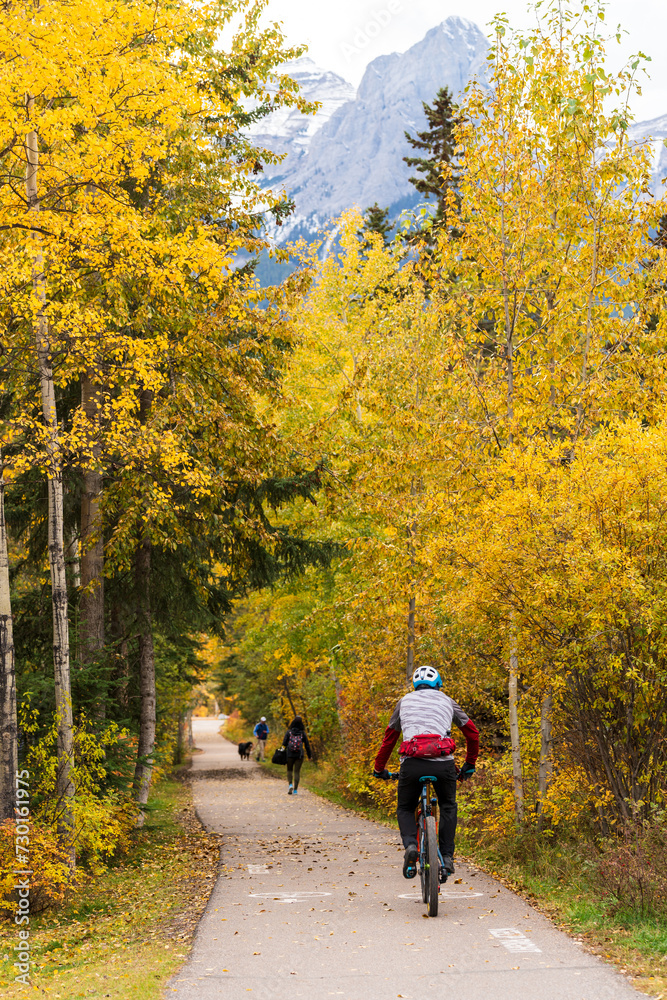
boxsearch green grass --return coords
[455,827,667,997]
[0,777,220,999]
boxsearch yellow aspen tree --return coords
[0,0,313,823]
[25,95,75,858]
[284,215,455,710]
[425,0,664,822]
[214,3,667,827]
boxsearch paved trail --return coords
[167,718,645,1000]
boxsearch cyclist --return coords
[253,716,269,760]
[372,665,479,879]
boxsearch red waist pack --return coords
[399,733,456,758]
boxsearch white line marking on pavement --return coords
[490,928,542,953]
[247,864,270,874]
[398,891,484,899]
[440,891,484,898]
[249,891,332,904]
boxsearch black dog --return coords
[238,741,253,760]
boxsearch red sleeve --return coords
[374,726,400,772]
[461,719,479,766]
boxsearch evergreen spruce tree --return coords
[361,202,392,244]
[404,86,459,235]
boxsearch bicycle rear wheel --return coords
[418,820,428,903]
[424,815,439,917]
[417,816,428,903]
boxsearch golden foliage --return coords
[223,1,667,835]
[0,820,74,914]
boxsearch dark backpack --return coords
[287,731,304,754]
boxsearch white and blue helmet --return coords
[412,665,442,690]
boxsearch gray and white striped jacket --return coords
[388,688,470,761]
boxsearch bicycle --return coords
[416,775,445,916]
[387,772,445,917]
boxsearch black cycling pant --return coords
[396,758,458,857]
[286,757,303,789]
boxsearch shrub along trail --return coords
[0,776,220,998]
[167,719,647,1000]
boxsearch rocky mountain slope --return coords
[256,16,489,245]
[252,17,667,268]
[247,57,355,186]
[629,113,667,195]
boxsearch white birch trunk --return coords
[330,654,347,739]
[537,689,554,829]
[175,709,184,765]
[26,105,75,862]
[110,603,129,710]
[66,529,80,589]
[79,374,105,695]
[133,388,156,824]
[499,117,524,825]
[406,478,417,684]
[508,639,524,824]
[0,453,18,822]
[406,595,416,684]
[133,535,156,825]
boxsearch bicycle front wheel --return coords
[424,815,439,917]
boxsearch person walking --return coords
[372,665,479,879]
[282,715,312,794]
[253,717,269,760]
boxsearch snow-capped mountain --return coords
[248,58,355,185]
[629,113,667,194]
[257,17,489,247]
[253,16,667,277]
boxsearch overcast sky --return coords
[260,0,667,122]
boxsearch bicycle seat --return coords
[418,775,437,783]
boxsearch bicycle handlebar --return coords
[377,770,471,782]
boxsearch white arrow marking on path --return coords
[249,891,333,904]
